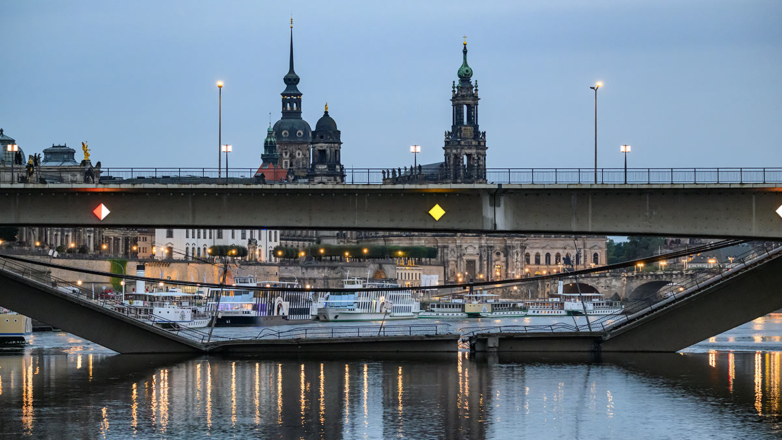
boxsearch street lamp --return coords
[221,144,232,180]
[410,145,421,169]
[217,81,223,179]
[6,143,19,183]
[620,145,631,184]
[589,81,602,183]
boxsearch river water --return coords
[1,314,781,439]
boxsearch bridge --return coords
[2,181,781,238]
[551,270,696,300]
[0,241,778,354]
[468,244,782,353]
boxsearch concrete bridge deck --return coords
[2,182,781,238]
[469,246,782,353]
[0,260,459,354]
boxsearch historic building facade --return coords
[261,22,345,183]
[383,40,487,184]
[352,233,606,282]
[443,39,487,183]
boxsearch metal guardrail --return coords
[254,324,453,340]
[460,242,782,338]
[87,167,782,185]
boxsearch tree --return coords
[0,227,18,242]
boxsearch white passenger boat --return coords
[420,293,527,319]
[120,289,211,329]
[314,278,420,322]
[0,308,32,348]
[117,264,210,329]
[524,281,623,316]
[206,276,313,327]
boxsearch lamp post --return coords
[589,82,602,183]
[217,81,223,179]
[620,144,631,184]
[410,145,421,170]
[221,144,232,179]
[6,143,19,183]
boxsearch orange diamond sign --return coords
[93,203,110,221]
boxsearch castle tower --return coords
[443,38,486,183]
[272,19,312,179]
[308,103,345,184]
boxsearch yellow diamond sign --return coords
[429,204,446,221]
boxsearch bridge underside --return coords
[0,269,203,354]
[472,254,782,353]
[1,184,781,238]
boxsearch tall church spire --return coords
[281,17,303,119]
[287,17,296,76]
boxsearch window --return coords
[274,231,277,242]
[283,160,289,168]
[268,231,272,241]
[166,229,173,238]
[186,229,189,239]
[576,252,581,265]
[197,230,201,239]
[197,248,201,258]
[250,230,255,239]
[534,253,541,265]
[209,230,212,239]
[593,253,599,265]
[545,253,551,265]
[185,247,189,260]
[555,253,561,264]
[217,230,223,239]
[241,230,246,240]
[524,253,530,265]
[231,230,235,239]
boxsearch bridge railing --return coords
[254,323,453,340]
[92,167,782,185]
[583,242,782,332]
[0,257,220,342]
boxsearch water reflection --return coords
[0,350,780,438]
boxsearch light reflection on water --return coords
[0,315,780,438]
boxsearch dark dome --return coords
[272,118,312,143]
[315,111,337,133]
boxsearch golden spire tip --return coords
[463,35,467,45]
[290,15,293,28]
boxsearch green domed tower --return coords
[261,124,279,166]
[443,38,486,183]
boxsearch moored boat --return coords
[206,276,313,327]
[0,308,33,349]
[314,278,420,322]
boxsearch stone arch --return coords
[628,281,675,301]
[561,282,600,294]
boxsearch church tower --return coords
[261,123,279,165]
[308,103,345,184]
[443,38,486,183]
[272,19,312,179]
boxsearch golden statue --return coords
[82,142,90,162]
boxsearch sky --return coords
[1,0,781,171]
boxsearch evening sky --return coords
[1,0,780,170]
